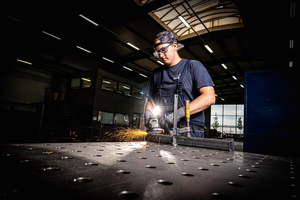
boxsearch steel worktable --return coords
[1,142,298,199]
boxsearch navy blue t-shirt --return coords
[145,59,215,126]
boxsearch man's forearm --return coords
[189,87,216,115]
[145,100,153,111]
[190,95,215,115]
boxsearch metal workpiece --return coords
[1,142,299,200]
[145,134,235,151]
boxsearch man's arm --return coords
[190,86,215,115]
[145,100,153,112]
[144,100,154,128]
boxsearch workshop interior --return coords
[2,0,299,199]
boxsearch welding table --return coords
[1,142,299,199]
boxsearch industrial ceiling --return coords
[5,0,298,104]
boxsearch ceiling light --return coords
[289,39,294,49]
[139,73,148,78]
[79,14,99,26]
[102,57,114,63]
[289,61,293,67]
[8,16,20,22]
[178,16,191,28]
[290,2,296,18]
[221,98,225,101]
[17,59,32,65]
[221,63,227,69]
[204,45,213,53]
[240,84,244,88]
[81,78,91,82]
[42,31,61,40]
[123,66,133,71]
[232,76,237,80]
[127,42,140,50]
[123,86,130,90]
[103,80,111,84]
[76,46,91,53]
[157,60,164,65]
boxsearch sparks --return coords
[104,127,148,142]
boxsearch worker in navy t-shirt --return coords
[144,31,215,138]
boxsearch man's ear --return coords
[172,42,179,50]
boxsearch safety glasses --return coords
[153,43,171,57]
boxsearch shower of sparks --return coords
[104,127,148,142]
[103,127,163,143]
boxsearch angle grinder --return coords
[148,118,164,134]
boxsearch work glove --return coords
[163,107,185,126]
[144,110,153,128]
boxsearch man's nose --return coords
[158,52,165,59]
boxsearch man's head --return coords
[153,31,184,66]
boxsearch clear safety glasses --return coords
[153,43,171,57]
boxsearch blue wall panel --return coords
[244,68,300,157]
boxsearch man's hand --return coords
[144,110,153,127]
[163,107,185,125]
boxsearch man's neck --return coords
[166,55,182,67]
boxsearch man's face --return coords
[154,42,177,66]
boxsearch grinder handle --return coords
[184,100,190,119]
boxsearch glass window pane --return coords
[211,105,223,116]
[118,83,131,96]
[211,112,222,131]
[81,76,92,88]
[132,113,140,128]
[132,87,143,99]
[211,104,244,136]
[223,115,236,134]
[71,78,80,89]
[115,113,129,126]
[101,78,117,92]
[224,105,236,115]
[237,104,244,115]
[236,115,244,134]
[99,111,114,124]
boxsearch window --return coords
[98,111,130,126]
[98,111,114,124]
[223,115,236,134]
[71,78,80,89]
[132,113,140,128]
[118,83,131,96]
[147,1,243,40]
[237,105,244,115]
[71,76,92,89]
[101,77,144,100]
[211,105,223,131]
[132,87,143,99]
[211,104,244,135]
[101,78,117,92]
[115,113,129,126]
[81,76,92,88]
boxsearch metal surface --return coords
[1,142,299,200]
[172,94,179,146]
[146,134,235,151]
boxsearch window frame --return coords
[100,76,144,100]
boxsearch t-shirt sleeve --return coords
[190,60,215,89]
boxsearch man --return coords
[144,31,215,138]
